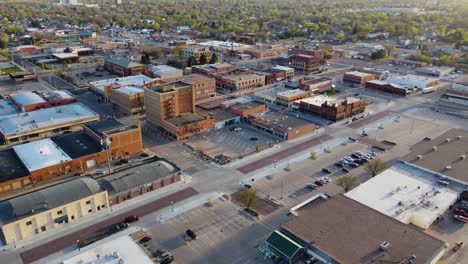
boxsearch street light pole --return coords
[77,240,80,251]
[280,175,284,200]
[109,200,113,212]
[171,201,174,212]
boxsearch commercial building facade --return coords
[104,57,144,77]
[343,71,376,86]
[276,90,310,107]
[10,90,77,112]
[0,178,108,245]
[249,112,316,140]
[296,96,367,121]
[365,80,412,96]
[163,74,216,104]
[287,54,325,74]
[387,74,439,89]
[182,45,211,63]
[442,82,468,105]
[221,74,265,91]
[109,86,145,115]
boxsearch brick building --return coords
[109,86,145,115]
[343,71,376,86]
[276,90,310,107]
[104,57,144,77]
[244,48,278,59]
[10,90,77,112]
[144,83,215,140]
[287,54,326,74]
[221,74,265,91]
[182,45,211,63]
[288,46,325,59]
[249,112,316,140]
[295,95,367,121]
[163,74,216,104]
[191,63,237,76]
[365,80,412,96]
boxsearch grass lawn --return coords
[0,66,21,74]
[323,90,336,96]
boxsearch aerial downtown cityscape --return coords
[0,0,467,263]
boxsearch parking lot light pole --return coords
[77,240,80,251]
[171,201,174,212]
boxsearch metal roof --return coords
[0,177,104,225]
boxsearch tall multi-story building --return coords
[144,83,214,140]
[182,45,211,63]
[163,74,216,104]
[295,95,367,121]
[287,54,325,74]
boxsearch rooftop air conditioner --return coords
[379,241,390,251]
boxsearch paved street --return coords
[19,187,198,264]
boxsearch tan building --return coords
[109,86,145,115]
[276,90,310,107]
[0,178,108,245]
[250,112,316,140]
[182,45,211,63]
[222,74,265,91]
[144,83,214,140]
[163,74,216,104]
[295,95,367,121]
[343,71,376,86]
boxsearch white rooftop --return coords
[221,96,254,108]
[150,65,183,75]
[345,71,374,77]
[198,40,250,50]
[113,86,144,96]
[0,99,17,116]
[226,74,263,82]
[10,92,46,106]
[276,89,308,99]
[13,138,72,172]
[44,90,75,101]
[271,65,294,71]
[345,163,460,229]
[89,75,157,92]
[62,235,153,264]
[52,53,79,59]
[388,74,439,84]
[295,95,361,106]
[0,103,99,136]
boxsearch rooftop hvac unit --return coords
[458,135,463,140]
[379,241,390,251]
[417,155,423,160]
[460,155,466,160]
[445,165,452,170]
[432,146,437,151]
[445,138,451,143]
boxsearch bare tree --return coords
[335,175,359,192]
[365,158,388,177]
[239,188,259,209]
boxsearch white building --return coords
[345,163,460,229]
[148,65,183,79]
[387,74,439,89]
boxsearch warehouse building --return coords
[89,75,162,98]
[387,74,439,89]
[249,112,315,140]
[109,86,145,115]
[295,95,367,121]
[9,90,77,112]
[0,103,99,145]
[343,71,376,86]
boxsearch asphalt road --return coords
[237,134,333,174]
[20,187,199,264]
[347,110,395,129]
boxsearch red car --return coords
[314,180,324,187]
[454,208,468,217]
[454,214,468,223]
[125,215,139,222]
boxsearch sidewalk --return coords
[0,174,192,252]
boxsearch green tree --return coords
[371,50,386,60]
[364,158,388,177]
[310,150,316,159]
[187,56,196,67]
[152,22,160,31]
[336,33,345,41]
[255,143,260,152]
[416,54,428,62]
[0,38,6,50]
[239,188,259,209]
[199,53,208,64]
[172,46,184,57]
[140,53,150,64]
[335,175,359,193]
[209,53,218,64]
[382,44,395,56]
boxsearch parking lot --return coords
[62,60,118,87]
[77,91,120,117]
[186,123,280,159]
[144,199,273,264]
[0,79,53,96]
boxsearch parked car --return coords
[118,222,129,230]
[344,156,354,162]
[349,163,359,168]
[140,236,152,243]
[354,159,365,165]
[339,159,349,164]
[360,158,369,163]
[186,229,197,240]
[342,167,350,173]
[454,214,468,223]
[319,177,330,184]
[314,180,324,186]
[119,158,129,164]
[352,117,358,122]
[250,137,258,141]
[154,250,173,264]
[322,168,332,174]
[335,162,343,167]
[233,127,242,131]
[454,208,468,217]
[355,151,363,155]
[351,153,361,159]
[345,120,352,124]
[125,215,139,223]
[307,183,317,189]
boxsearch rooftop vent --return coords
[379,241,390,251]
[445,165,452,170]
[432,146,437,151]
[458,135,463,140]
[460,155,466,160]
[417,155,423,160]
[445,138,451,143]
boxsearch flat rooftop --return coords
[0,99,17,116]
[62,235,153,264]
[195,106,238,122]
[10,92,46,106]
[52,53,79,59]
[89,75,156,90]
[252,111,313,132]
[43,90,75,101]
[303,76,330,84]
[150,65,182,75]
[221,96,254,108]
[296,95,361,107]
[198,40,250,50]
[165,113,205,127]
[344,71,374,78]
[0,149,30,184]
[113,86,144,96]
[283,194,445,264]
[85,119,133,137]
[400,128,468,183]
[13,139,72,172]
[52,132,102,159]
[231,101,265,111]
[163,73,214,84]
[388,74,439,84]
[98,159,178,195]
[345,163,460,229]
[276,89,308,99]
[225,74,264,82]
[0,103,99,137]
